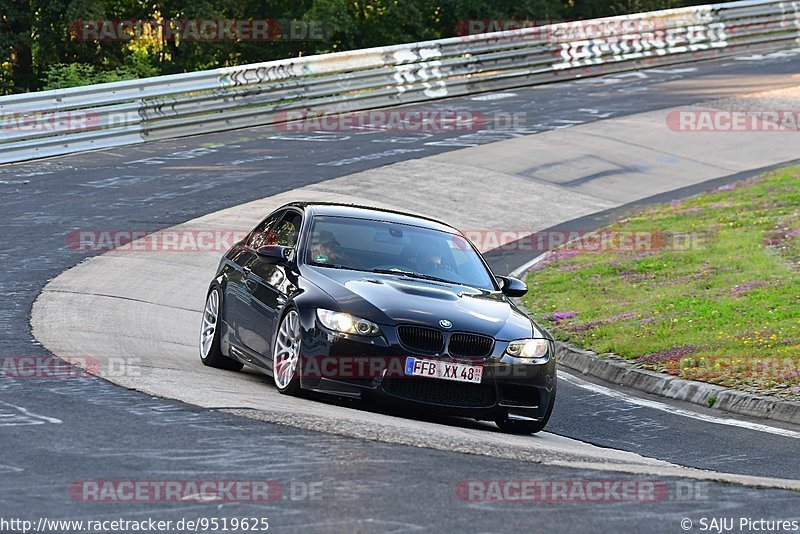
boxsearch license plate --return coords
[404,357,482,384]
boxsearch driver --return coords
[414,240,453,275]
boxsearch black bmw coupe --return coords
[200,203,556,434]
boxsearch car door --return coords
[241,209,302,362]
[227,210,284,355]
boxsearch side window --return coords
[247,211,283,250]
[270,211,302,247]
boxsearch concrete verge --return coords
[556,343,800,425]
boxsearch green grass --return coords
[522,167,800,399]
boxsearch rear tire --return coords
[495,381,556,435]
[199,286,244,372]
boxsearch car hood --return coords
[304,267,538,340]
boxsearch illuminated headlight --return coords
[316,309,380,336]
[505,339,549,359]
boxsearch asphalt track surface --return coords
[2,52,800,532]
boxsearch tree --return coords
[0,0,34,93]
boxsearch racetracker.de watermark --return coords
[273,110,526,132]
[67,229,251,253]
[455,16,671,42]
[666,110,800,132]
[0,356,141,379]
[464,229,705,254]
[69,19,329,41]
[1,111,101,133]
[456,479,710,502]
[68,480,322,502]
[295,356,550,380]
[455,18,562,37]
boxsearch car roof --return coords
[283,202,461,235]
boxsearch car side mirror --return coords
[497,275,528,297]
[256,245,293,265]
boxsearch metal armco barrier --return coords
[1,0,798,165]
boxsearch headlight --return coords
[505,338,549,359]
[316,309,381,336]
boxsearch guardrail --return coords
[1,0,798,165]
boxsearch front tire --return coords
[199,286,243,372]
[273,308,302,396]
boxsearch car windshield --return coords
[305,215,497,290]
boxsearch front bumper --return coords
[296,308,556,421]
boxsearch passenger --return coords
[310,230,346,265]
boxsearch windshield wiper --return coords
[370,268,454,285]
[309,262,360,271]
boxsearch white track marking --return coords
[470,92,517,101]
[648,67,698,74]
[0,401,63,424]
[509,251,550,278]
[0,464,24,473]
[558,371,800,439]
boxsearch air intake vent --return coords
[382,377,495,408]
[397,325,444,353]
